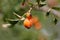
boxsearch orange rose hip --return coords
[23,18,32,29]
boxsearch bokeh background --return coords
[0,0,60,40]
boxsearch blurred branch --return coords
[13,12,25,20]
[13,12,22,19]
[33,5,60,17]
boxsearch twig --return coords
[13,12,22,19]
[33,5,60,17]
[13,12,25,20]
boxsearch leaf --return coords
[54,18,58,24]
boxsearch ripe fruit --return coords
[24,10,42,30]
[32,16,42,30]
[34,22,41,30]
[23,18,32,29]
[23,16,42,30]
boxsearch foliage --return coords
[0,0,60,40]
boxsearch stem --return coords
[13,12,25,20]
[13,12,22,19]
[33,5,60,17]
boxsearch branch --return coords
[13,12,25,20]
[33,5,60,17]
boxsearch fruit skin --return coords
[24,12,42,30]
[23,18,32,29]
[32,16,42,30]
[23,11,33,29]
[23,15,42,30]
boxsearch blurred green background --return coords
[0,0,60,40]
